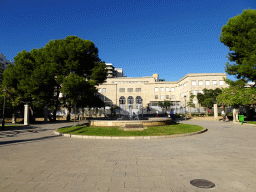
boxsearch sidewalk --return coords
[1,120,256,191]
[187,116,224,121]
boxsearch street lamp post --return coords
[2,88,7,129]
[184,95,187,121]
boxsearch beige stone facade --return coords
[96,73,228,112]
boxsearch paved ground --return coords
[0,120,256,192]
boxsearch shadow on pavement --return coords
[0,135,62,146]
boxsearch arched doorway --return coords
[127,96,134,109]
[119,96,126,109]
[136,96,142,109]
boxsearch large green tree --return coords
[220,9,256,84]
[158,100,172,114]
[217,82,256,107]
[61,72,102,121]
[3,49,56,107]
[3,36,107,121]
[197,88,222,109]
[187,93,195,113]
[217,79,256,121]
[42,36,107,120]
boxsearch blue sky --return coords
[1,0,255,81]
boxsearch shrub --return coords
[175,114,183,117]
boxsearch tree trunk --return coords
[66,105,71,122]
[12,109,16,124]
[82,108,85,120]
[44,105,48,123]
[53,87,60,121]
[29,106,35,123]
[245,106,250,119]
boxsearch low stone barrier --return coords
[89,118,171,127]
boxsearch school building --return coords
[96,64,228,114]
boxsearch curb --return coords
[233,122,256,127]
[54,128,208,140]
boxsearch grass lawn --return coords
[57,123,204,136]
[246,121,256,124]
[4,125,21,127]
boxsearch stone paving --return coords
[0,120,256,192]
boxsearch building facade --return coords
[0,53,15,84]
[96,71,228,113]
[106,63,124,78]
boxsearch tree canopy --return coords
[158,100,171,110]
[2,36,107,120]
[220,9,256,84]
[187,93,195,109]
[217,80,256,108]
[197,88,222,109]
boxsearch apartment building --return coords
[0,53,15,84]
[106,63,123,78]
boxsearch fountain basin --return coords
[89,117,171,127]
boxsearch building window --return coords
[213,80,217,85]
[155,95,158,99]
[103,88,106,92]
[193,100,197,104]
[119,88,125,92]
[160,87,164,92]
[155,87,158,92]
[192,81,196,86]
[128,88,133,92]
[219,80,224,85]
[171,87,175,91]
[192,91,196,95]
[119,96,126,104]
[98,89,101,92]
[136,96,142,104]
[184,83,187,87]
[199,90,203,94]
[171,95,175,99]
[160,95,164,99]
[128,96,134,104]
[166,87,169,92]
[206,81,210,85]
[199,81,203,86]
[136,88,141,92]
[166,95,169,99]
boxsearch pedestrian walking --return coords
[170,109,173,118]
[221,110,226,122]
